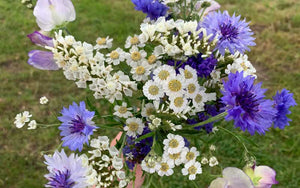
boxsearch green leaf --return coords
[86,97,100,117]
[135,132,154,142]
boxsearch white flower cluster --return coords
[200,145,219,167]
[143,64,216,115]
[14,111,37,130]
[88,136,128,188]
[49,31,137,103]
[139,17,217,59]
[141,134,202,180]
[225,54,257,78]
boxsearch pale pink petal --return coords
[223,167,254,188]
[254,166,278,188]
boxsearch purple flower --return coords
[27,31,54,47]
[123,127,153,169]
[201,11,255,55]
[28,50,59,70]
[34,0,76,31]
[44,150,90,188]
[273,89,297,129]
[209,167,254,188]
[221,72,276,135]
[167,53,217,78]
[131,0,168,20]
[244,165,278,188]
[58,101,97,151]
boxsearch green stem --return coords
[38,123,60,128]
[187,112,227,128]
[218,126,250,154]
[119,132,126,157]
[132,164,137,188]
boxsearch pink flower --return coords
[33,0,76,31]
[245,165,279,188]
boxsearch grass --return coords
[0,0,299,187]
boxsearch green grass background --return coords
[0,0,299,187]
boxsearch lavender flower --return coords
[44,150,90,188]
[273,89,297,129]
[244,165,278,188]
[131,0,169,20]
[28,50,59,70]
[58,101,97,151]
[209,167,254,188]
[34,0,76,31]
[27,31,54,47]
[201,11,255,55]
[221,72,276,135]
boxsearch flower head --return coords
[44,150,90,188]
[273,89,297,129]
[34,0,76,31]
[244,165,278,188]
[132,0,169,20]
[201,11,255,55]
[58,101,97,151]
[221,72,276,135]
[14,111,32,128]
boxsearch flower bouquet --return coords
[15,0,297,187]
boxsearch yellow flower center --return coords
[128,122,139,132]
[169,153,180,160]
[160,163,169,172]
[169,139,179,148]
[168,79,182,92]
[135,66,145,75]
[187,83,196,94]
[97,38,106,45]
[148,85,159,95]
[184,70,193,79]
[158,70,170,80]
[186,152,195,161]
[148,55,157,64]
[188,166,197,174]
[241,62,248,71]
[174,97,184,107]
[130,36,139,45]
[194,94,202,103]
[131,52,141,61]
[110,51,119,59]
[118,106,127,114]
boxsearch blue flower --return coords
[273,89,297,129]
[44,150,90,188]
[131,0,168,20]
[58,101,97,151]
[167,53,217,78]
[221,72,276,135]
[201,11,255,55]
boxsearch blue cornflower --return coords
[131,0,169,20]
[273,89,297,129]
[58,101,97,151]
[221,72,276,135]
[201,11,255,55]
[44,150,90,188]
[123,127,153,169]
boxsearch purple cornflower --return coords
[58,101,97,151]
[167,53,217,78]
[27,31,59,70]
[123,127,153,169]
[201,11,255,55]
[44,150,90,188]
[273,89,297,129]
[131,0,169,20]
[221,72,276,135]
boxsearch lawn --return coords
[0,0,299,187]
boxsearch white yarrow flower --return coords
[14,111,32,128]
[163,134,185,154]
[124,117,145,137]
[143,80,164,100]
[40,96,49,104]
[95,36,113,50]
[113,102,133,118]
[181,147,200,165]
[155,159,174,176]
[181,161,202,180]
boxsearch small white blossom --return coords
[181,161,202,180]
[14,111,32,128]
[201,157,209,165]
[163,134,185,154]
[209,156,219,167]
[155,159,174,176]
[113,102,133,118]
[124,117,145,137]
[39,96,49,104]
[209,145,216,151]
[27,120,37,130]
